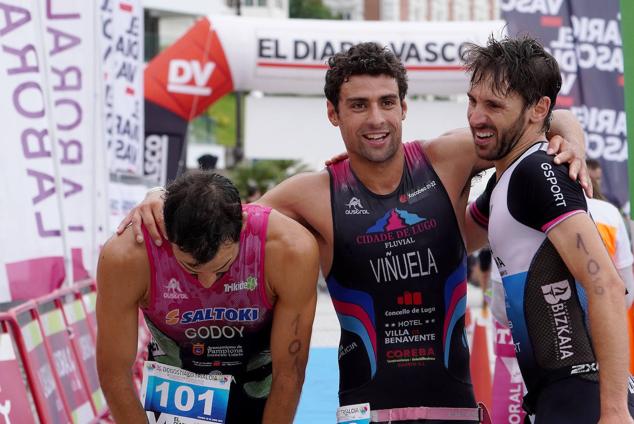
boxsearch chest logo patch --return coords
[345,197,370,215]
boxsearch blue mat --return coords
[295,347,339,423]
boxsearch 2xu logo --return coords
[570,362,598,375]
[168,59,216,96]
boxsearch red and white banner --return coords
[492,322,527,423]
[145,16,504,121]
[104,0,144,175]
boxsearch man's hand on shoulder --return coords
[116,188,167,247]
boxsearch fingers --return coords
[577,161,593,198]
[139,204,161,246]
[132,209,144,244]
[324,152,348,166]
[546,134,564,155]
[116,213,132,235]
[152,204,167,246]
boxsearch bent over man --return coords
[96,171,319,423]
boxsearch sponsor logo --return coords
[338,341,358,360]
[345,197,370,215]
[384,329,436,344]
[541,280,574,360]
[400,180,437,203]
[224,276,257,293]
[386,347,435,360]
[207,345,244,358]
[149,340,166,357]
[397,291,422,306]
[542,280,572,305]
[165,307,259,325]
[540,162,567,207]
[185,325,245,340]
[163,278,188,300]
[192,343,205,356]
[570,362,598,375]
[167,59,216,96]
[629,377,634,394]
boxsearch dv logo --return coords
[168,59,216,96]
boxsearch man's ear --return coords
[401,98,408,120]
[531,96,551,124]
[327,100,339,126]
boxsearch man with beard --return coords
[119,43,588,422]
[465,36,634,423]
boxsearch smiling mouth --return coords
[363,133,389,143]
[473,129,495,146]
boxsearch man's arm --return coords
[96,231,149,423]
[262,212,319,424]
[548,214,633,423]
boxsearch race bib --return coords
[337,403,371,424]
[141,361,232,423]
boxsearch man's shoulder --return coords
[100,228,149,273]
[266,210,318,256]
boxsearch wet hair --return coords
[463,35,561,133]
[324,42,408,111]
[164,171,242,265]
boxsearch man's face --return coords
[172,242,239,288]
[467,78,529,161]
[327,74,406,164]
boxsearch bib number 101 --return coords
[141,361,231,424]
[155,381,214,415]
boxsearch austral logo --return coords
[164,278,188,300]
[167,59,216,96]
[345,197,370,215]
[224,276,257,293]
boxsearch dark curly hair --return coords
[324,42,408,112]
[164,171,242,265]
[463,35,561,133]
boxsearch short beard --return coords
[488,109,529,161]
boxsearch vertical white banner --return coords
[41,0,96,282]
[108,0,144,175]
[0,0,66,300]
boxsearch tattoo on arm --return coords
[576,233,605,295]
[287,314,303,377]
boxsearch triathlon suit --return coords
[141,204,274,423]
[328,142,478,423]
[469,142,634,422]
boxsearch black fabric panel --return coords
[508,150,587,232]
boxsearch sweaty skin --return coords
[97,209,319,424]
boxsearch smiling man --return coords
[465,36,634,423]
[96,171,319,423]
[119,43,589,422]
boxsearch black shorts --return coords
[532,376,634,423]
